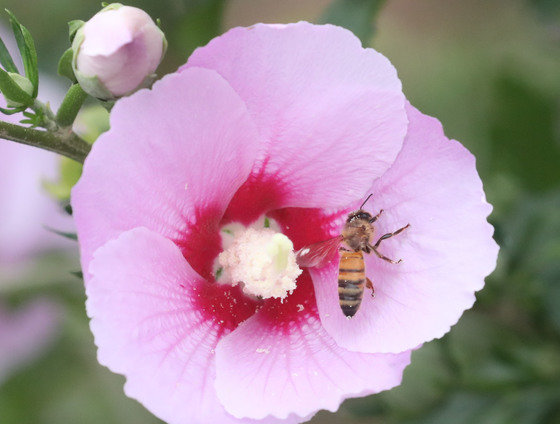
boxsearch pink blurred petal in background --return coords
[0,300,61,384]
[0,23,67,383]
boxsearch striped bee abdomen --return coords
[338,250,366,318]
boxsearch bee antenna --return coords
[359,193,373,210]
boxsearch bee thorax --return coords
[342,219,374,251]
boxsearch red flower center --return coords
[172,176,348,333]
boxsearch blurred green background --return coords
[1,0,559,423]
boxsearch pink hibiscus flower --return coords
[72,23,498,423]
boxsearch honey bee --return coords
[295,194,409,318]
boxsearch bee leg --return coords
[366,278,375,298]
[371,247,402,264]
[369,209,384,223]
[370,224,410,264]
[373,224,410,248]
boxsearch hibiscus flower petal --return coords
[72,67,261,279]
[184,22,407,211]
[214,275,411,420]
[87,227,300,424]
[312,104,499,353]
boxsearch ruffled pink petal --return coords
[184,22,407,212]
[72,67,261,280]
[312,103,499,353]
[215,275,410,420]
[87,227,297,424]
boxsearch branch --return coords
[0,119,90,163]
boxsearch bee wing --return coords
[295,235,343,268]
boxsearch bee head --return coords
[346,210,373,223]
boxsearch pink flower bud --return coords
[72,4,166,100]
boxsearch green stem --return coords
[56,84,87,127]
[0,119,90,163]
[31,97,57,131]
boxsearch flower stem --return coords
[56,84,88,127]
[0,119,90,163]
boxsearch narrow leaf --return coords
[43,225,78,241]
[0,36,18,73]
[0,105,26,114]
[5,9,38,97]
[0,67,33,105]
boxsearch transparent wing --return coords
[295,235,343,268]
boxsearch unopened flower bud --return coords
[71,4,166,100]
[2,72,33,107]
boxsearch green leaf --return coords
[0,36,18,73]
[0,67,33,106]
[5,9,39,98]
[0,105,26,114]
[319,0,387,45]
[43,226,78,241]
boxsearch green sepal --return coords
[72,67,114,100]
[58,48,77,82]
[68,20,84,43]
[100,3,123,12]
[0,36,18,73]
[0,67,33,107]
[5,9,39,98]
